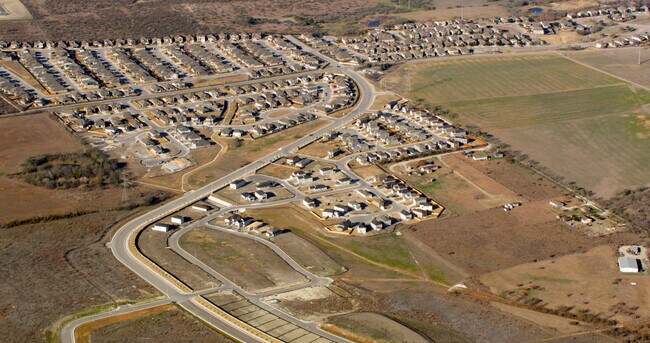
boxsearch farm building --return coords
[618,256,641,273]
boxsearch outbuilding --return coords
[618,256,641,273]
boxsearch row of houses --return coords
[18,50,69,94]
[49,49,101,90]
[328,20,542,63]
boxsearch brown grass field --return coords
[180,227,307,293]
[82,304,234,343]
[137,227,221,290]
[481,245,650,325]
[0,211,160,342]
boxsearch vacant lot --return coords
[326,312,428,343]
[84,304,234,343]
[137,227,221,290]
[180,227,306,292]
[271,232,344,277]
[187,119,327,189]
[0,114,82,173]
[387,55,620,103]
[567,49,650,89]
[0,211,159,342]
[0,0,389,41]
[409,207,609,275]
[388,55,650,197]
[481,245,650,325]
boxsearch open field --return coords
[0,211,160,342]
[567,49,650,89]
[137,227,221,290]
[387,54,650,197]
[481,245,650,326]
[187,119,327,189]
[180,227,307,292]
[0,113,82,174]
[80,304,234,343]
[409,207,611,275]
[386,55,621,103]
[325,312,428,343]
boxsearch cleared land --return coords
[387,54,650,197]
[179,227,307,292]
[82,304,234,343]
[137,227,221,290]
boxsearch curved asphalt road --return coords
[61,35,375,343]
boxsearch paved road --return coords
[61,35,373,343]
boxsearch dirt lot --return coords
[179,227,307,293]
[84,304,233,343]
[481,245,650,325]
[137,227,221,291]
[0,211,160,342]
[0,0,33,20]
[264,286,356,320]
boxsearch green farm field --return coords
[388,54,650,198]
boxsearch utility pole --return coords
[638,45,642,65]
[461,6,464,21]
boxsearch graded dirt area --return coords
[264,286,356,320]
[0,211,160,342]
[83,304,234,343]
[481,245,650,325]
[179,227,307,293]
[387,54,650,197]
[325,312,428,343]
